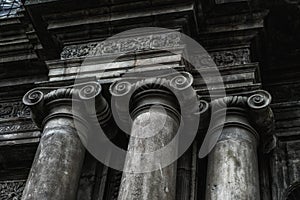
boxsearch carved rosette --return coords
[23,81,110,129]
[109,72,208,133]
[208,90,275,152]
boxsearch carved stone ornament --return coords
[109,72,209,133]
[0,121,38,135]
[190,48,251,67]
[22,81,109,129]
[211,48,251,66]
[0,180,26,200]
[60,32,182,59]
[210,90,275,152]
[0,101,30,120]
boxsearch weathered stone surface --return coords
[21,117,86,199]
[47,52,184,82]
[203,91,274,200]
[117,110,179,200]
[0,101,30,119]
[0,100,40,146]
[0,8,48,86]
[0,180,26,200]
[60,32,182,60]
[21,81,113,200]
[206,127,260,200]
[209,48,251,66]
[110,72,202,200]
[1,0,300,199]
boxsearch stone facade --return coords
[0,0,300,200]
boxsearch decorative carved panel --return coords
[0,121,38,135]
[61,32,182,60]
[210,48,251,66]
[0,102,30,120]
[0,101,39,142]
[188,48,251,68]
[0,180,26,200]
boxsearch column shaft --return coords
[117,109,179,200]
[22,82,109,200]
[205,127,260,200]
[22,115,85,200]
[201,91,274,200]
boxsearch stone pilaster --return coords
[110,72,207,200]
[21,81,109,200]
[205,90,274,200]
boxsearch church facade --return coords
[0,0,300,199]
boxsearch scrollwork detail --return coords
[78,82,102,100]
[199,100,210,115]
[22,81,107,128]
[247,90,272,110]
[207,90,275,152]
[109,72,202,134]
[0,180,26,200]
[109,81,133,97]
[23,90,44,106]
[0,101,30,120]
[169,73,193,91]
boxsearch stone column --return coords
[204,91,274,200]
[22,82,109,200]
[110,73,201,200]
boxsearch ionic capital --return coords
[110,72,209,129]
[211,90,274,133]
[209,90,275,152]
[23,81,110,129]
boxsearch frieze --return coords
[60,32,182,59]
[60,33,250,68]
[0,121,38,135]
[189,48,250,68]
[0,180,26,200]
[210,48,251,66]
[0,101,30,120]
